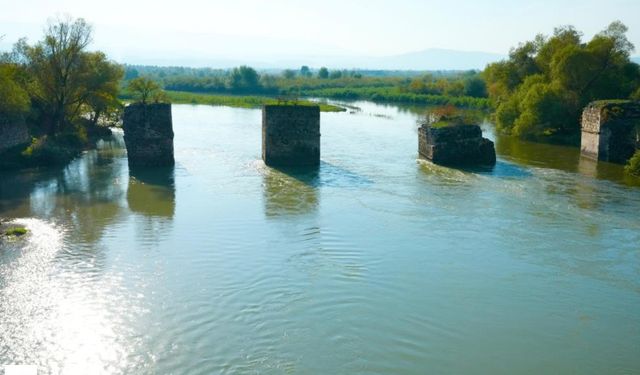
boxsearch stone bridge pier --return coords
[262,105,320,167]
[123,103,175,167]
[580,101,640,164]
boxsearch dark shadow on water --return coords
[262,160,373,217]
[262,164,319,217]
[269,161,373,188]
[127,166,176,218]
[496,134,640,187]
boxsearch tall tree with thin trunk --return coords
[18,17,93,134]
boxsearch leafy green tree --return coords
[124,67,139,80]
[300,65,311,77]
[282,69,296,79]
[81,52,124,125]
[625,150,640,176]
[329,70,342,79]
[318,67,329,79]
[17,17,93,133]
[463,76,487,98]
[228,66,260,92]
[128,77,163,104]
[0,64,30,121]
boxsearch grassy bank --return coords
[121,91,347,112]
[300,87,491,109]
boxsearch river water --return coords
[1,102,639,374]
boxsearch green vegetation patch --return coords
[4,226,28,237]
[625,150,640,177]
[486,21,640,144]
[161,91,346,112]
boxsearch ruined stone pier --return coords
[262,105,320,167]
[123,103,175,167]
[418,124,496,166]
[580,101,640,164]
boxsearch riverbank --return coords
[0,123,113,170]
[120,91,347,112]
[299,87,491,109]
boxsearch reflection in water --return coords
[0,138,128,246]
[496,134,581,171]
[496,133,640,187]
[262,165,319,217]
[127,167,176,218]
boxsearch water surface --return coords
[1,102,639,374]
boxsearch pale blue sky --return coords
[1,0,639,66]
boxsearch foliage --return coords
[136,65,490,109]
[82,52,124,125]
[0,64,30,120]
[318,67,329,79]
[229,66,260,92]
[301,87,490,108]
[300,65,311,77]
[127,77,167,104]
[148,91,346,112]
[625,150,640,176]
[423,105,479,128]
[0,17,125,170]
[282,69,296,79]
[4,227,28,236]
[12,17,124,135]
[484,21,640,142]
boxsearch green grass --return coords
[127,91,346,112]
[300,87,491,109]
[429,121,456,128]
[4,227,28,236]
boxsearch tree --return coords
[282,69,296,79]
[124,67,139,80]
[300,65,311,77]
[128,77,162,104]
[228,66,260,92]
[17,17,93,134]
[318,67,329,79]
[81,52,124,125]
[329,70,342,79]
[463,76,487,98]
[0,63,30,121]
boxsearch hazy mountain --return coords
[632,56,640,64]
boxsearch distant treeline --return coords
[122,65,490,108]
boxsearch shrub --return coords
[625,150,640,176]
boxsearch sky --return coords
[1,0,639,67]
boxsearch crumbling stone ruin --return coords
[123,103,175,167]
[262,105,320,167]
[580,100,640,164]
[418,124,496,166]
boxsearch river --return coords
[1,101,639,374]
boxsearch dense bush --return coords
[625,150,640,176]
[484,22,640,143]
